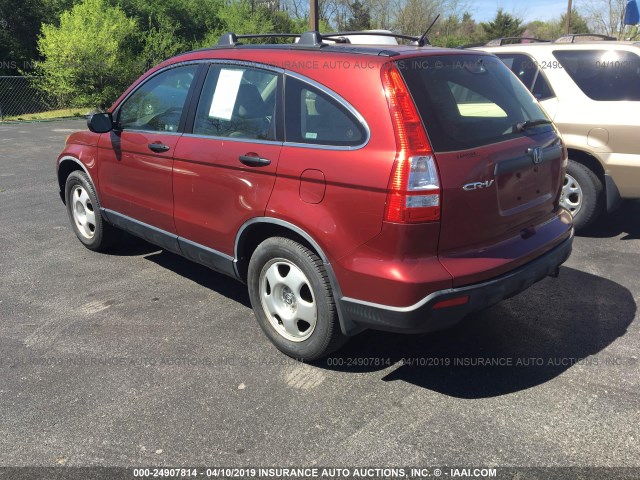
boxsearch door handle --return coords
[239,154,271,167]
[148,143,170,153]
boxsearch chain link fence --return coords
[0,76,81,122]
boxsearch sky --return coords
[472,0,572,23]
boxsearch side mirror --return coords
[87,111,114,133]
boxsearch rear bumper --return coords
[339,233,573,334]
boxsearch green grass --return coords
[2,108,88,122]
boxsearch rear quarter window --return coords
[398,55,552,152]
[552,49,640,101]
[284,76,366,147]
[495,53,555,101]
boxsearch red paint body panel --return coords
[97,131,178,233]
[267,141,393,262]
[172,136,282,255]
[434,130,568,287]
[334,222,452,306]
[65,130,99,147]
[439,209,572,287]
[266,59,396,261]
[57,142,99,190]
[436,133,564,252]
[299,169,326,204]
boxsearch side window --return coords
[531,72,554,100]
[496,53,555,101]
[553,49,640,101]
[118,65,197,132]
[284,76,366,147]
[193,65,278,140]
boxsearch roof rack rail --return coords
[553,33,616,43]
[217,32,304,46]
[216,30,429,48]
[322,31,429,46]
[457,42,487,49]
[485,37,550,47]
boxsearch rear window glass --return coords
[552,49,640,101]
[398,54,551,152]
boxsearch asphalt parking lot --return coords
[1,119,639,469]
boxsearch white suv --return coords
[476,36,640,230]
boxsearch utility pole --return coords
[565,0,573,34]
[310,0,319,31]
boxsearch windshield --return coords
[398,54,552,152]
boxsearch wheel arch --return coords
[566,148,621,212]
[234,218,361,336]
[57,156,97,205]
[234,218,329,283]
[566,148,605,180]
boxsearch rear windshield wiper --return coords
[516,119,553,132]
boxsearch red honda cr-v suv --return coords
[56,31,573,360]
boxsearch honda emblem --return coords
[528,147,544,165]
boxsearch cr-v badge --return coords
[463,180,495,191]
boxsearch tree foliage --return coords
[562,10,591,34]
[119,0,225,47]
[343,1,371,31]
[480,9,525,41]
[36,0,139,107]
[0,0,48,74]
[394,0,441,35]
[201,1,307,46]
[583,0,640,39]
[139,15,189,70]
[430,11,484,47]
[525,10,590,40]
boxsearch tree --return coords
[37,0,139,108]
[0,0,49,73]
[269,9,308,36]
[119,0,225,48]
[139,15,188,71]
[561,9,590,34]
[430,11,483,47]
[584,0,640,39]
[480,9,525,41]
[525,10,590,41]
[394,0,441,36]
[200,1,279,46]
[342,1,371,30]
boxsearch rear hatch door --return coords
[399,53,567,285]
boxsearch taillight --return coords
[381,62,441,223]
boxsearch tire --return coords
[561,160,604,231]
[247,237,347,361]
[64,171,120,251]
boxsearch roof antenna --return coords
[416,14,440,46]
